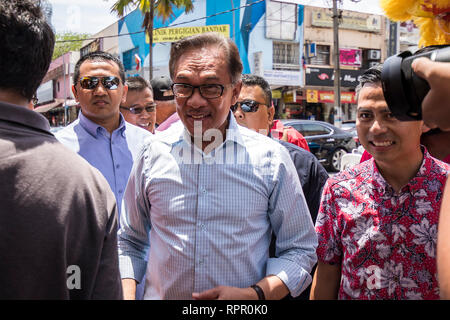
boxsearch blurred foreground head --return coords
[0,0,55,101]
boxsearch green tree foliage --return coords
[53,32,91,60]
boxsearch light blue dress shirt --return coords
[55,111,152,216]
[118,113,318,300]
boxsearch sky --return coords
[48,0,384,35]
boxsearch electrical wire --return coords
[55,0,264,43]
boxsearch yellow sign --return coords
[306,90,318,103]
[272,90,282,99]
[146,25,230,43]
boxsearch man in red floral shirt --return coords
[311,64,450,300]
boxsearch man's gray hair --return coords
[169,32,243,84]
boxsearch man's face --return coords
[172,46,241,137]
[233,85,274,135]
[72,60,127,125]
[120,87,156,133]
[155,98,176,125]
[356,83,422,165]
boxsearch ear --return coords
[267,105,275,127]
[121,84,128,104]
[231,81,242,105]
[71,85,79,102]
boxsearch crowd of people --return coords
[1,0,449,300]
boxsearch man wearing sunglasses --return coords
[120,76,156,133]
[55,51,152,220]
[118,32,317,300]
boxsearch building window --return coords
[123,47,139,71]
[307,45,330,65]
[266,0,297,40]
[273,42,300,70]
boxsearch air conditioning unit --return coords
[367,49,381,60]
[368,61,379,68]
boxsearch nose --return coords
[370,118,388,134]
[233,106,245,120]
[186,87,208,108]
[92,82,108,95]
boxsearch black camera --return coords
[381,45,450,121]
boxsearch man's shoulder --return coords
[54,120,79,140]
[327,160,372,188]
[124,122,153,138]
[277,139,314,159]
[238,125,284,150]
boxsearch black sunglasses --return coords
[231,100,266,113]
[120,104,156,115]
[79,76,121,90]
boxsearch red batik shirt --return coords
[316,149,449,300]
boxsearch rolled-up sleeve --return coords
[117,146,152,283]
[266,146,318,297]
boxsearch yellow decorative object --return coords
[380,0,450,46]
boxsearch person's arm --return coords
[310,261,341,300]
[121,279,138,300]
[117,147,152,300]
[411,58,450,131]
[192,275,289,300]
[438,178,450,299]
[265,145,318,298]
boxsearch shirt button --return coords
[116,164,120,169]
[118,189,123,194]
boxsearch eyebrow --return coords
[175,74,220,81]
[357,107,391,113]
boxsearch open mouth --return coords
[137,122,152,128]
[189,114,210,120]
[370,140,395,147]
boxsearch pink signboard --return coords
[339,48,362,67]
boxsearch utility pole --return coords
[332,0,342,128]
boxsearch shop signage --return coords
[311,9,381,32]
[306,90,356,104]
[147,25,229,43]
[305,67,364,88]
[339,48,362,67]
[272,90,282,99]
[263,69,302,86]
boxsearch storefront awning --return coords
[34,99,77,113]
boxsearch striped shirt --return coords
[118,113,317,299]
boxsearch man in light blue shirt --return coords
[55,51,152,215]
[118,33,317,300]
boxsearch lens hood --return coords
[381,51,422,121]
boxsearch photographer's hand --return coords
[412,58,450,131]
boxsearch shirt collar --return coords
[370,146,431,194]
[0,101,51,133]
[78,111,126,138]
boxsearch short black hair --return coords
[73,51,126,85]
[241,74,272,106]
[355,63,383,101]
[125,76,152,93]
[0,0,55,100]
